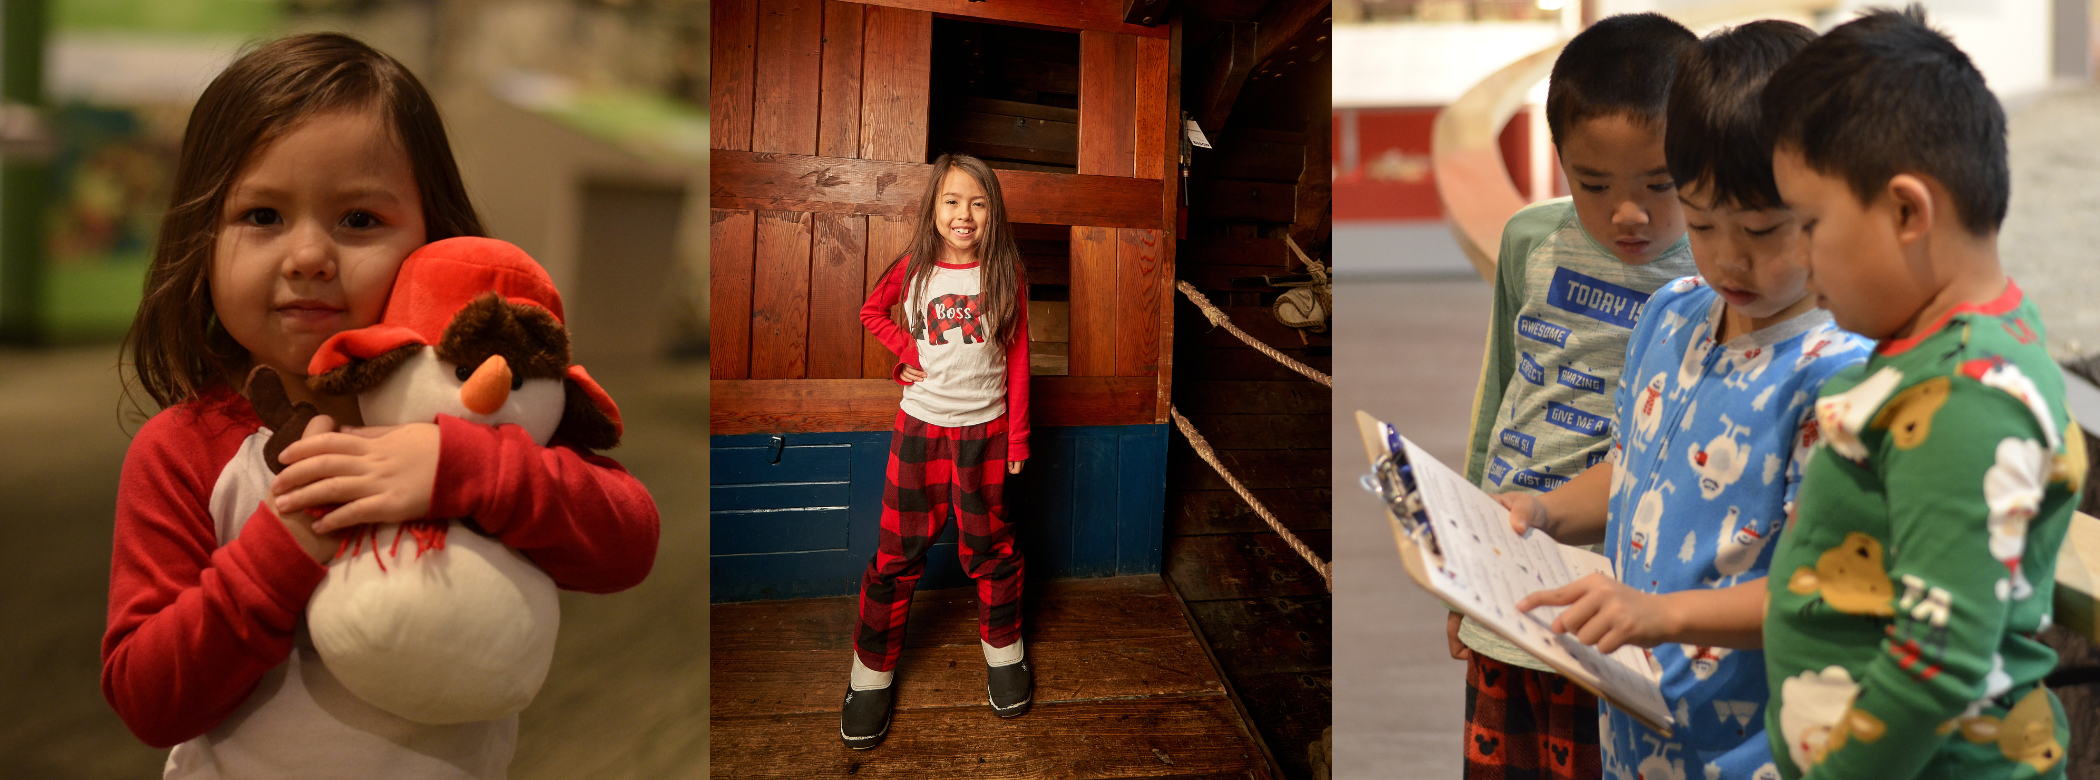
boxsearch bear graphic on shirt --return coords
[922,292,987,345]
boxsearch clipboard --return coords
[1356,410,1675,735]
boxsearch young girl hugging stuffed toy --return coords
[102,33,658,779]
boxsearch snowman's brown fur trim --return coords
[555,375,621,450]
[437,293,570,380]
[309,344,420,397]
[246,366,319,474]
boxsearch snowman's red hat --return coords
[308,236,621,440]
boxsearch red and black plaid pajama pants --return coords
[853,410,1025,673]
[1464,654,1601,780]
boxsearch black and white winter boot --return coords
[841,655,896,749]
[985,639,1032,718]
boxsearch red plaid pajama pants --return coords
[853,410,1025,673]
[1464,654,1601,780]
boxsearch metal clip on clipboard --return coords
[1361,449,1442,560]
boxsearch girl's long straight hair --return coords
[121,33,486,413]
[890,154,1026,347]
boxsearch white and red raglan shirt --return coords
[860,257,1032,461]
[102,385,659,779]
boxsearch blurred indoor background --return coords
[0,1,711,777]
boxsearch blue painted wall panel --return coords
[711,507,851,555]
[712,441,854,484]
[1069,434,1121,579]
[712,481,850,511]
[712,424,1168,602]
[1116,427,1168,575]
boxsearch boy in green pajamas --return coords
[1758,8,2084,779]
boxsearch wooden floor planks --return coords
[711,575,1267,780]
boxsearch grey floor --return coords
[0,347,709,779]
[1332,277,1490,780]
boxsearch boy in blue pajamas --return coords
[1495,21,1874,780]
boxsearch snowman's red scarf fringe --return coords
[334,519,450,572]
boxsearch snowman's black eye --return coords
[455,364,474,383]
[510,375,524,391]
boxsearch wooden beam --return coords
[1115,227,1162,377]
[818,0,865,159]
[860,5,932,162]
[837,0,1170,38]
[1069,226,1117,376]
[1193,20,1256,140]
[1157,18,1181,424]
[863,214,914,378]
[711,149,1167,228]
[751,211,815,379]
[752,0,825,156]
[1078,31,1137,177]
[710,0,758,151]
[807,212,867,378]
[1134,36,1170,181]
[710,376,1160,433]
[710,209,757,379]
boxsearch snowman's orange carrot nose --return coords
[460,354,512,415]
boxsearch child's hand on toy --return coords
[1517,573,1672,654]
[269,414,343,564]
[271,421,440,534]
[1008,460,1025,475]
[1493,492,1552,539]
[900,365,927,382]
[1446,611,1473,660]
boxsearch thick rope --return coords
[1175,280,1333,387]
[1284,236,1334,329]
[1171,405,1332,592]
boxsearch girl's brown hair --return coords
[890,154,1027,347]
[123,32,486,411]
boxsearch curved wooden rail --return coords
[1430,42,1563,281]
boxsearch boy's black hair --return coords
[1665,20,1817,209]
[1759,6,2008,236]
[1546,13,1698,146]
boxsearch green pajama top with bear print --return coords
[1763,282,2083,780]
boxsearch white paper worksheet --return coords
[1363,414,1674,734]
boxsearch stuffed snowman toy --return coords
[298,236,623,725]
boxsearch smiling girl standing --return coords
[842,154,1032,748]
[103,34,657,778]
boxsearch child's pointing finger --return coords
[1516,582,1582,613]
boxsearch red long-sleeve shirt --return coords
[860,257,1032,461]
[102,384,658,756]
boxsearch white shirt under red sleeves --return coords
[860,257,1032,461]
[101,385,658,778]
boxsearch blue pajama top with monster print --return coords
[1599,277,1871,780]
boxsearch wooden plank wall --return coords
[711,0,1180,435]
